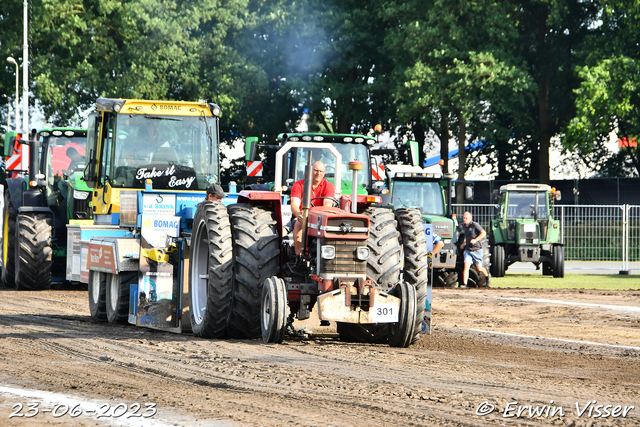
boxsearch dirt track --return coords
[0,287,639,426]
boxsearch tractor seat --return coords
[151,147,179,163]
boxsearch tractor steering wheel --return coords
[311,197,339,207]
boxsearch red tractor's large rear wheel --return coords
[227,204,280,339]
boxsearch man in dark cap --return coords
[206,184,226,202]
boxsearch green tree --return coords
[512,0,600,182]
[289,0,395,135]
[31,0,251,125]
[0,0,26,131]
[565,1,640,176]
[382,0,533,179]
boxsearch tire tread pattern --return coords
[337,208,401,344]
[15,213,52,290]
[88,271,107,322]
[395,208,429,343]
[190,202,234,338]
[228,204,280,339]
[106,271,137,324]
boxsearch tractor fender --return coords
[17,206,53,214]
[4,177,26,210]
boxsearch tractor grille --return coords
[319,239,367,276]
[518,223,540,243]
[72,197,92,219]
[432,220,454,239]
[325,217,368,237]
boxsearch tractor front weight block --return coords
[317,286,400,324]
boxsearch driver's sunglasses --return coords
[313,169,325,174]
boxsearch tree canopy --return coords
[0,0,636,180]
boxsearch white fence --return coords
[452,204,640,273]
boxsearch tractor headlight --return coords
[73,191,90,200]
[321,245,336,260]
[356,247,370,260]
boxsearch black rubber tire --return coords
[337,207,401,344]
[364,208,402,291]
[14,213,52,291]
[553,245,565,278]
[542,261,552,276]
[88,270,107,322]
[458,265,485,288]
[395,208,429,344]
[491,245,505,278]
[388,282,417,348]
[189,201,234,338]
[227,204,281,339]
[1,190,17,288]
[106,271,137,324]
[466,267,480,288]
[261,276,287,344]
[434,270,458,288]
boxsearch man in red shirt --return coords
[290,161,335,255]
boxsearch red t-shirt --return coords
[290,179,335,209]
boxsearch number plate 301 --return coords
[371,303,399,323]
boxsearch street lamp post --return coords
[6,57,19,136]
[2,94,10,132]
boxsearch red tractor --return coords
[189,141,428,347]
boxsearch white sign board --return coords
[142,194,176,216]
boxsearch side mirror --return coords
[406,141,419,167]
[465,186,474,201]
[555,190,561,201]
[245,136,258,162]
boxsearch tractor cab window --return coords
[507,192,547,219]
[392,180,444,216]
[105,113,218,190]
[289,143,370,188]
[496,193,507,218]
[39,131,87,180]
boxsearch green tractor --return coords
[379,163,485,287]
[1,127,89,289]
[38,128,92,281]
[489,183,564,278]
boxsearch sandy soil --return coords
[0,286,638,426]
